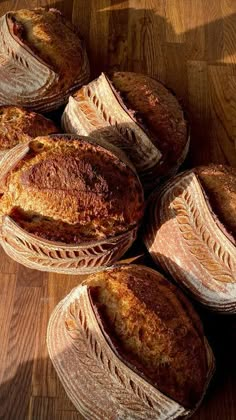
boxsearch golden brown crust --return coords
[9,8,87,92]
[89,265,208,409]
[195,165,236,239]
[109,72,188,175]
[0,135,144,243]
[0,106,58,151]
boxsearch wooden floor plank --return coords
[0,274,16,384]
[183,0,205,61]
[0,248,18,274]
[28,396,55,420]
[165,0,186,43]
[187,60,210,164]
[0,285,42,419]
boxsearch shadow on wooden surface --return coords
[193,306,236,419]
[0,1,235,166]
[0,243,235,419]
[0,359,36,420]
[0,1,235,419]
[122,251,236,419]
[86,4,236,168]
[0,304,235,420]
[0,357,83,420]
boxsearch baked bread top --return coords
[108,72,188,175]
[7,7,89,93]
[88,264,209,409]
[195,165,236,241]
[0,106,58,151]
[0,135,144,243]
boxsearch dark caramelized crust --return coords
[0,135,144,243]
[0,106,58,151]
[195,165,236,240]
[109,72,188,174]
[8,8,87,91]
[89,265,209,409]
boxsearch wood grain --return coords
[70,0,236,166]
[0,1,236,419]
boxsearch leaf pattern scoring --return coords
[170,179,235,288]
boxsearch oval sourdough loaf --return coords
[144,165,236,313]
[0,134,144,273]
[47,264,215,419]
[62,71,189,192]
[0,106,58,152]
[0,8,90,111]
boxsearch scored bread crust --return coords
[0,8,90,111]
[0,135,144,244]
[144,165,236,313]
[109,72,188,177]
[47,264,214,419]
[62,72,189,192]
[10,8,85,91]
[0,106,58,151]
[88,265,210,409]
[194,165,236,241]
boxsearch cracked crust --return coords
[0,106,58,151]
[88,265,209,409]
[0,135,144,243]
[109,72,188,175]
[8,8,88,92]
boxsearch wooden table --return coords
[0,1,236,419]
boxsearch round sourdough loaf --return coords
[144,165,236,313]
[0,106,58,152]
[47,264,215,419]
[62,72,189,192]
[0,8,90,112]
[0,134,144,273]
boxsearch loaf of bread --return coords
[195,165,236,239]
[47,264,214,419]
[0,106,58,151]
[0,8,90,111]
[144,164,236,312]
[0,134,144,244]
[62,72,189,192]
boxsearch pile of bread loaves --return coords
[0,7,235,420]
